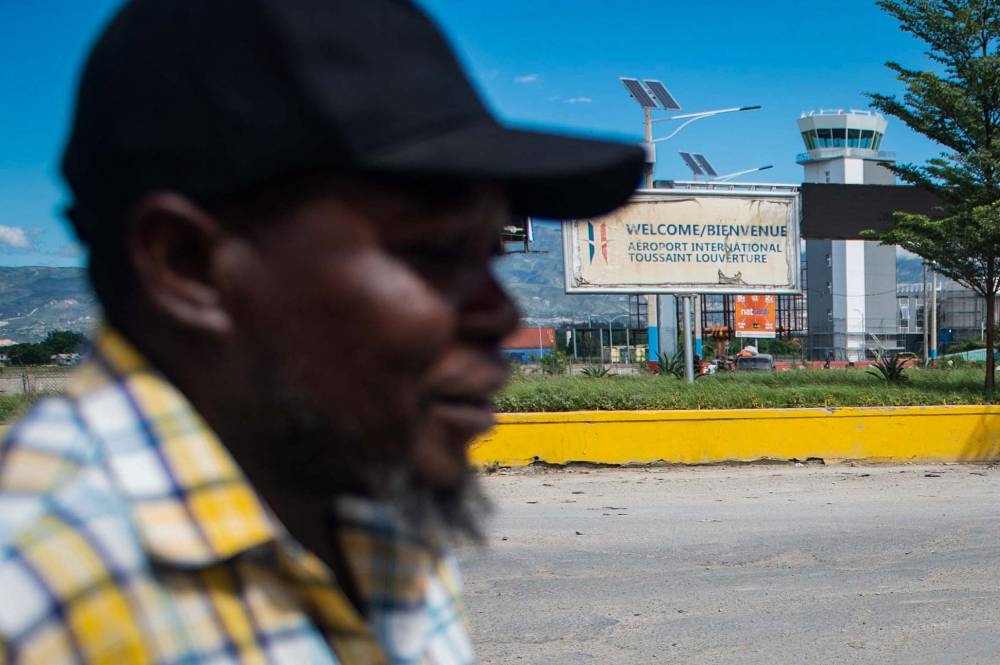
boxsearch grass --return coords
[0,368,992,423]
[0,394,38,424]
[494,367,991,412]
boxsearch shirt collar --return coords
[69,327,281,567]
[68,328,454,662]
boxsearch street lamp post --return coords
[591,315,629,366]
[607,314,630,364]
[652,105,762,143]
[619,77,761,382]
[851,307,866,362]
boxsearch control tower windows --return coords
[799,128,884,150]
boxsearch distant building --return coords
[50,353,82,366]
[797,109,899,361]
[501,327,556,364]
[898,277,998,355]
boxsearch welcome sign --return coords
[563,190,801,294]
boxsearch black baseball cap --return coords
[62,0,645,243]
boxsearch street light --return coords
[590,314,631,365]
[619,77,761,383]
[678,151,772,182]
[713,165,774,182]
[619,77,761,188]
[608,314,631,364]
[588,315,605,367]
[652,105,762,143]
[851,307,866,362]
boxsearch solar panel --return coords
[620,77,658,108]
[644,80,680,110]
[679,152,704,176]
[693,153,718,177]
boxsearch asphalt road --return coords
[459,464,1000,664]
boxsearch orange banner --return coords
[734,294,776,338]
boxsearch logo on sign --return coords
[587,222,608,264]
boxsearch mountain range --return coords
[0,238,948,343]
[0,267,99,344]
[495,222,633,325]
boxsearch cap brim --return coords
[367,122,646,219]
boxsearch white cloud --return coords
[564,97,593,104]
[0,225,31,249]
[514,74,540,84]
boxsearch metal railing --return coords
[796,148,896,163]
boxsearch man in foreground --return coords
[0,0,643,662]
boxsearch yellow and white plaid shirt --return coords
[0,329,474,664]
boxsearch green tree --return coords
[865,0,1000,395]
[6,343,51,366]
[42,330,87,354]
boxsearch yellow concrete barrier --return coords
[470,406,1000,467]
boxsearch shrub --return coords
[538,351,569,375]
[493,368,987,412]
[659,352,685,379]
[867,354,910,383]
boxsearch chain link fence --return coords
[0,370,72,396]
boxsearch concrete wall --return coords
[865,241,899,336]
[863,160,897,185]
[471,407,1000,467]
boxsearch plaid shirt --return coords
[0,329,474,665]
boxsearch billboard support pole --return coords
[657,295,677,363]
[694,295,703,359]
[682,295,695,383]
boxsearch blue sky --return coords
[0,0,941,267]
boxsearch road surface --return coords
[460,464,1000,664]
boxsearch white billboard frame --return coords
[562,187,802,295]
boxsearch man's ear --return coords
[127,192,236,335]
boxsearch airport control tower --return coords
[797,109,898,361]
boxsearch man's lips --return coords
[425,365,507,436]
[427,396,497,437]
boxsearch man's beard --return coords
[268,384,491,544]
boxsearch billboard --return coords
[563,189,801,294]
[734,294,777,338]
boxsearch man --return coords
[0,1,643,663]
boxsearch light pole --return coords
[930,267,938,364]
[608,314,631,364]
[588,316,604,367]
[591,315,627,365]
[619,77,761,381]
[713,165,774,182]
[678,152,772,182]
[652,105,763,144]
[619,78,761,188]
[851,307,866,362]
[922,261,929,365]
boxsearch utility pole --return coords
[930,267,938,365]
[619,77,760,377]
[608,320,614,364]
[922,262,929,366]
